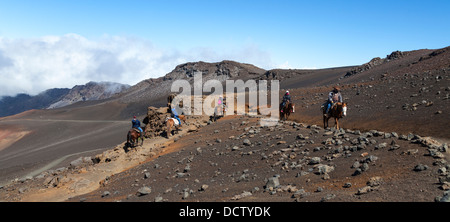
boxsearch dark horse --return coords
[127,128,144,148]
[323,102,347,129]
[280,101,294,121]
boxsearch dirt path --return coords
[13,115,208,202]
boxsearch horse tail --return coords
[127,131,131,146]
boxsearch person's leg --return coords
[138,127,144,138]
[325,103,331,116]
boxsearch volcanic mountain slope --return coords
[0,46,448,202]
[48,81,130,109]
[0,81,130,117]
[286,46,450,140]
[0,88,70,117]
[0,60,287,187]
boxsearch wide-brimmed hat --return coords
[333,86,340,91]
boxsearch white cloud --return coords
[0,34,274,96]
[277,61,292,69]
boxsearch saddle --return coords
[132,128,141,134]
[166,117,180,126]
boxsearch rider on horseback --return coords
[324,86,343,117]
[171,107,182,126]
[132,116,143,136]
[280,90,291,113]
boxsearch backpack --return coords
[332,93,339,102]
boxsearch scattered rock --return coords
[414,164,429,172]
[199,184,209,191]
[343,182,352,188]
[309,157,321,165]
[357,186,374,195]
[265,176,280,189]
[101,191,111,198]
[367,177,384,187]
[435,191,450,202]
[137,186,152,196]
[231,191,252,200]
[320,194,336,202]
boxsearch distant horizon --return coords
[1,0,449,96]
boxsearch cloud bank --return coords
[0,34,274,96]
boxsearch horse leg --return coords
[335,118,339,130]
[127,132,131,148]
[166,121,171,138]
[324,116,330,129]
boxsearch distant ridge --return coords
[0,81,130,117]
[0,88,70,117]
[48,81,130,109]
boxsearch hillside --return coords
[0,46,448,203]
[48,81,130,109]
[0,88,70,117]
[0,81,130,117]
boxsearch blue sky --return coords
[0,0,449,96]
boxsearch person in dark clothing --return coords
[324,86,343,117]
[280,91,291,113]
[132,116,143,134]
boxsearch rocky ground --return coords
[2,112,447,202]
[73,115,450,202]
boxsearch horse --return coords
[166,114,186,138]
[127,128,144,148]
[280,101,294,121]
[323,102,347,129]
[212,104,226,122]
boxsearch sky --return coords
[0,0,449,96]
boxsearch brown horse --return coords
[127,128,144,147]
[166,115,186,138]
[323,102,347,129]
[280,101,294,121]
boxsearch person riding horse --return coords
[132,116,144,139]
[280,90,291,113]
[171,107,182,127]
[324,86,343,117]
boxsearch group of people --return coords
[280,86,343,117]
[130,106,182,137]
[131,86,344,135]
